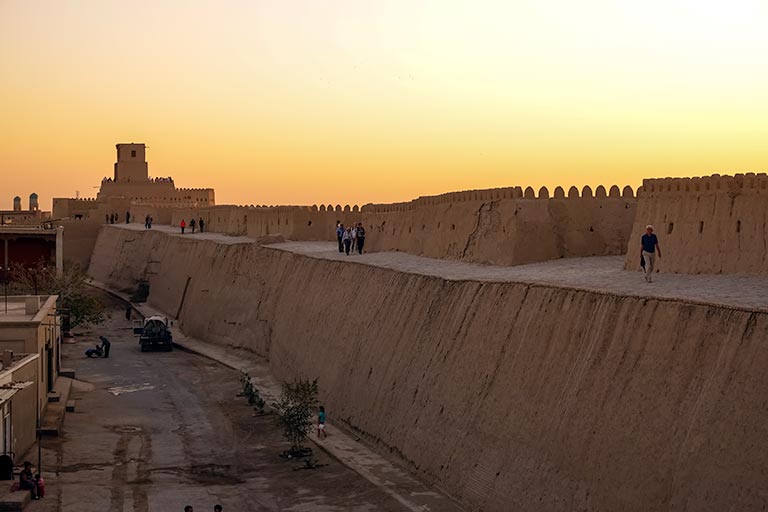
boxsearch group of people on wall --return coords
[179,218,205,234]
[336,222,366,255]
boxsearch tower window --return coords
[131,150,136,157]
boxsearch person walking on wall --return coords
[126,211,131,224]
[336,222,345,253]
[350,225,358,253]
[190,218,197,234]
[199,218,205,233]
[342,227,352,255]
[356,223,366,254]
[641,224,661,282]
[180,219,186,234]
[149,216,153,229]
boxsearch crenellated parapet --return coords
[359,184,635,213]
[642,172,768,195]
[624,172,768,275]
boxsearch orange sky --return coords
[2,1,768,211]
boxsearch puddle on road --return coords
[107,383,155,396]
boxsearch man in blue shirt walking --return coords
[641,225,662,282]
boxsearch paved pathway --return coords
[269,242,768,312]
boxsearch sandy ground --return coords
[115,223,768,311]
[27,294,415,512]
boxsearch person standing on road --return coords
[100,336,111,358]
[180,219,186,234]
[336,222,345,253]
[641,224,661,282]
[190,218,197,234]
[356,223,366,254]
[199,218,205,233]
[125,211,131,224]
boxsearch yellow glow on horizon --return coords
[2,0,767,210]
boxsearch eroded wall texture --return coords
[625,173,768,274]
[167,184,637,266]
[90,226,768,512]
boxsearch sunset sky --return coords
[2,0,768,210]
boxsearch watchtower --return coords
[114,143,149,183]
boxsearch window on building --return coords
[131,150,136,158]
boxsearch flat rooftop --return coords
[0,296,56,323]
[0,225,58,234]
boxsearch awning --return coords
[0,381,33,405]
[0,388,18,404]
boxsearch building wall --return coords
[59,220,103,269]
[624,173,768,274]
[0,296,59,415]
[10,356,39,459]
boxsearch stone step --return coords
[46,392,60,403]
[0,487,32,511]
[40,377,74,437]
[65,400,75,413]
[59,368,75,379]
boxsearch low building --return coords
[0,193,51,226]
[0,296,61,418]
[0,225,63,277]
[0,352,39,458]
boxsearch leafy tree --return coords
[9,261,106,329]
[274,378,319,453]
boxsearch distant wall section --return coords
[169,184,637,266]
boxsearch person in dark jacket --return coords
[355,223,366,254]
[100,336,111,358]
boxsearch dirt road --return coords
[32,294,408,511]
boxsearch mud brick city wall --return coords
[89,225,768,512]
[624,173,768,275]
[170,184,637,267]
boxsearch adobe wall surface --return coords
[167,184,637,266]
[59,220,102,269]
[89,226,768,512]
[624,173,768,274]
